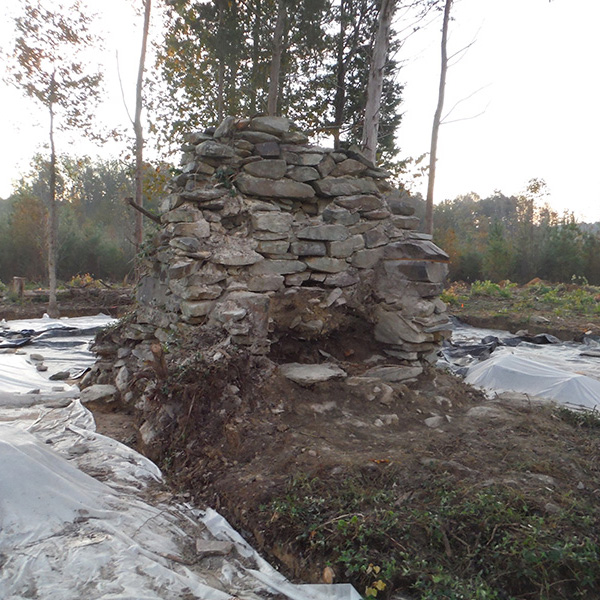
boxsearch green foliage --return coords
[265,470,600,599]
[470,280,513,298]
[0,155,156,284]
[433,181,600,286]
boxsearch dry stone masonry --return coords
[133,115,451,363]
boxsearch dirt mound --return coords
[91,318,600,599]
[0,287,133,320]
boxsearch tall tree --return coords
[267,0,287,115]
[425,0,452,235]
[361,0,395,163]
[133,0,153,267]
[8,0,102,316]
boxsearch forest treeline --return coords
[0,156,166,285]
[2,159,600,288]
[425,180,600,285]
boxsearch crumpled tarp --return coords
[0,315,360,600]
[465,350,600,410]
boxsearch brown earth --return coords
[0,286,133,321]
[5,285,600,598]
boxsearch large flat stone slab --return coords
[279,363,347,386]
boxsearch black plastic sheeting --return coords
[441,317,563,374]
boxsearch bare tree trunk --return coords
[332,0,347,149]
[48,72,59,318]
[134,0,152,272]
[216,1,225,121]
[425,0,452,235]
[267,0,286,116]
[361,0,395,165]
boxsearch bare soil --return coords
[5,285,600,598]
[0,286,133,321]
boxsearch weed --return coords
[264,469,600,599]
[556,406,600,429]
[470,280,512,299]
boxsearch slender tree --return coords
[425,0,452,235]
[134,0,152,265]
[361,0,395,164]
[267,0,287,115]
[7,0,102,316]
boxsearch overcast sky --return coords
[1,0,599,222]
[400,0,600,221]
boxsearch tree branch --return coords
[125,196,160,223]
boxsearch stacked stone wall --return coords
[135,115,450,362]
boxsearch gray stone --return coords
[424,415,447,428]
[285,272,311,285]
[328,235,365,258]
[181,300,213,319]
[391,260,449,283]
[351,248,384,269]
[180,284,223,301]
[255,141,281,158]
[330,159,368,177]
[169,237,201,253]
[281,130,309,144]
[196,140,235,158]
[322,206,360,226]
[256,239,290,254]
[324,269,359,287]
[213,116,236,138]
[236,174,315,200]
[290,241,327,256]
[238,131,279,144]
[250,259,307,275]
[296,224,349,241]
[251,211,293,233]
[287,166,320,182]
[211,246,264,266]
[313,177,379,197]
[386,198,415,216]
[249,116,290,135]
[282,152,323,166]
[187,264,228,285]
[391,216,420,230]
[49,371,70,381]
[160,194,185,213]
[195,540,235,558]
[384,239,450,261]
[169,220,211,239]
[345,144,377,168]
[362,209,391,220]
[279,363,347,386]
[161,208,199,223]
[248,274,285,292]
[363,365,423,382]
[374,307,432,345]
[185,131,212,144]
[243,159,287,179]
[305,257,349,273]
[80,384,117,405]
[317,155,336,178]
[180,188,227,203]
[364,227,388,248]
[334,194,383,212]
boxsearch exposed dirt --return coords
[91,315,600,598]
[6,285,600,598]
[0,286,133,320]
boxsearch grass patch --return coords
[263,467,600,599]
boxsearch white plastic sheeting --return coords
[0,315,360,600]
[465,353,600,410]
[452,321,600,410]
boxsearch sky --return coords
[1,0,599,222]
[399,0,600,221]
